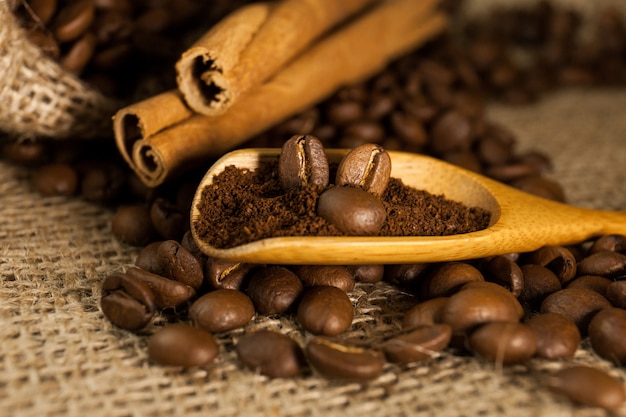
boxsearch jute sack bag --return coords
[0,0,117,141]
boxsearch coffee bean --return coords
[306,337,385,381]
[389,112,428,147]
[430,110,474,155]
[317,186,386,235]
[418,262,484,299]
[383,263,429,287]
[469,322,537,365]
[149,240,204,289]
[525,312,580,359]
[2,141,47,164]
[124,266,195,309]
[606,280,626,309]
[403,297,449,328]
[335,143,391,197]
[100,271,155,331]
[347,264,384,284]
[29,0,58,25]
[150,197,188,241]
[27,28,61,60]
[343,120,385,143]
[246,266,303,315]
[518,264,562,308]
[441,281,523,332]
[236,330,306,378]
[204,257,258,291]
[578,251,626,278]
[32,163,78,196]
[60,31,96,74]
[589,235,626,255]
[80,162,126,204]
[147,323,219,367]
[546,366,626,411]
[540,288,612,333]
[588,307,626,365]
[278,135,329,190]
[189,289,255,333]
[565,275,611,297]
[135,241,162,270]
[481,255,524,297]
[325,100,364,126]
[293,265,355,292]
[111,204,158,246]
[382,324,452,364]
[53,0,96,42]
[525,246,577,284]
[296,286,353,336]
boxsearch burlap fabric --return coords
[0,0,116,140]
[1,87,626,417]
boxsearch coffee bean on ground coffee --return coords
[193,159,491,249]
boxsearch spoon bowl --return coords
[190,148,626,264]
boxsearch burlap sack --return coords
[0,0,116,141]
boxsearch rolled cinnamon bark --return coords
[112,90,193,169]
[175,0,380,116]
[123,0,446,187]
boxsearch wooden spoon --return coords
[190,148,626,265]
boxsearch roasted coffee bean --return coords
[147,323,219,367]
[29,0,58,25]
[204,257,258,291]
[565,275,612,297]
[343,120,385,143]
[297,286,353,336]
[511,175,566,202]
[150,197,188,241]
[135,241,162,270]
[577,251,626,278]
[430,110,474,155]
[588,308,626,365]
[441,151,482,173]
[2,140,47,164]
[525,312,580,359]
[125,267,195,309]
[518,264,562,307]
[403,297,449,328]
[382,324,452,364]
[540,288,611,333]
[80,162,126,204]
[246,266,303,315]
[365,93,395,120]
[189,289,255,333]
[306,337,385,381]
[32,163,78,196]
[589,235,626,255]
[335,143,392,197]
[100,271,155,331]
[481,255,524,297]
[325,100,364,125]
[347,264,384,284]
[111,204,159,246]
[469,322,537,365]
[525,246,577,284]
[606,280,626,309]
[138,240,203,289]
[418,262,484,299]
[389,112,428,147]
[236,330,306,378]
[278,135,329,190]
[317,186,386,235]
[483,162,539,183]
[383,263,429,287]
[441,281,523,332]
[546,366,626,411]
[27,29,61,60]
[293,265,355,292]
[60,31,96,74]
[53,0,96,42]
[475,135,513,166]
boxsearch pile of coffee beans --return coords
[8,0,254,101]
[3,0,626,412]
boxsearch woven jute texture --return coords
[1,87,626,417]
[0,0,116,141]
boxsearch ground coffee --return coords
[194,160,491,249]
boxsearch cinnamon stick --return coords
[176,0,380,116]
[112,90,193,169]
[120,0,446,187]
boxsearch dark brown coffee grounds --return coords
[194,161,491,249]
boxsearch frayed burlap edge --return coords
[0,0,117,141]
